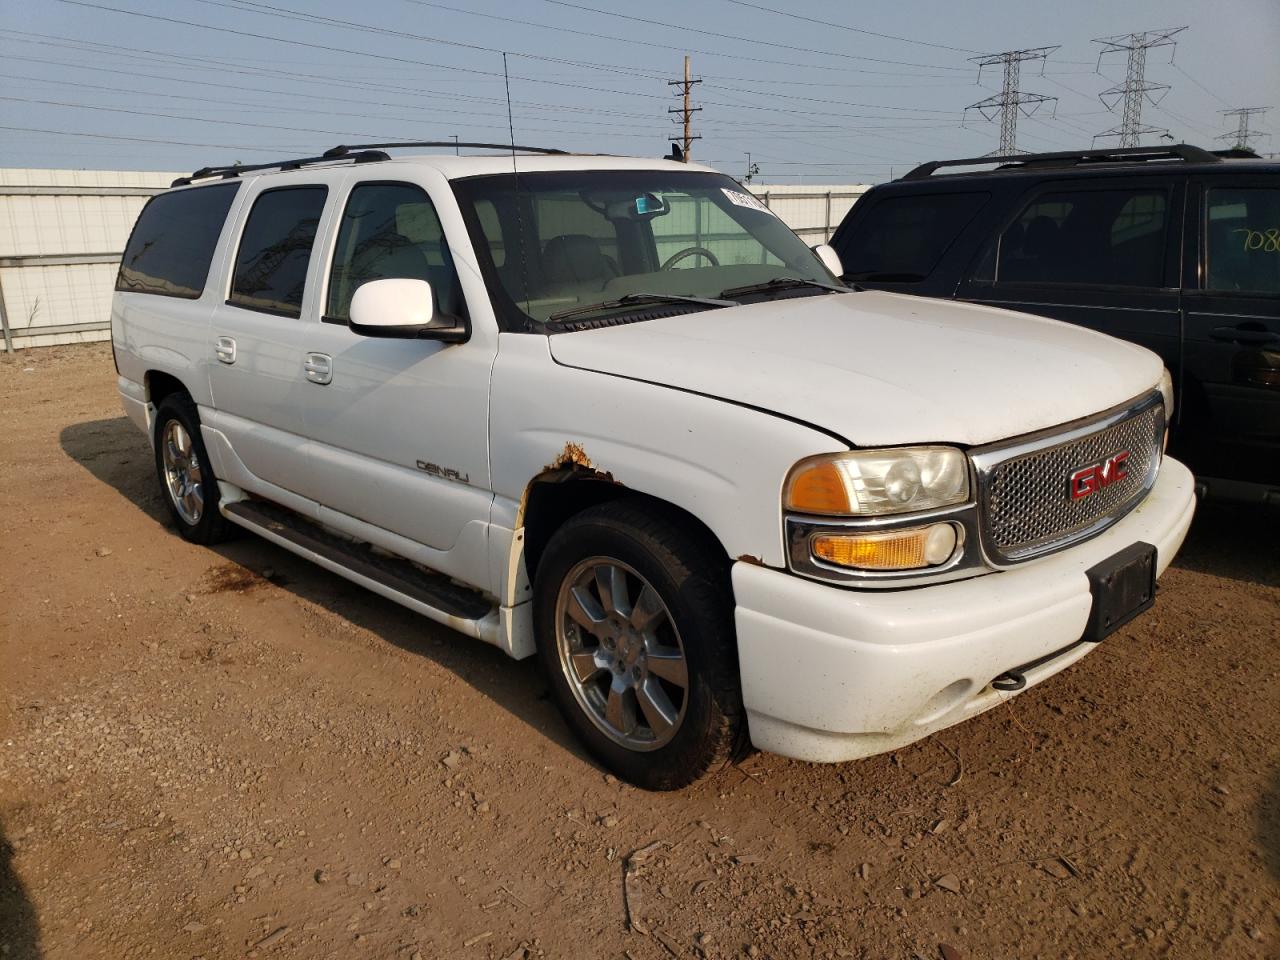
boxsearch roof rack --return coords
[171,140,569,187]
[172,149,390,187]
[322,141,568,158]
[901,143,1221,180]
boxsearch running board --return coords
[221,499,500,643]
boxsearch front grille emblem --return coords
[1069,451,1130,501]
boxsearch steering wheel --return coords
[661,246,720,270]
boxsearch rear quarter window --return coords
[835,192,989,282]
[115,183,239,298]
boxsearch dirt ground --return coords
[1,344,1276,960]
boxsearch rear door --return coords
[958,177,1184,381]
[1179,176,1280,490]
[207,181,332,498]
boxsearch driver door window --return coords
[326,182,465,321]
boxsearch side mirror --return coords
[811,243,844,279]
[348,278,466,342]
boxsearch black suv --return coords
[830,144,1279,506]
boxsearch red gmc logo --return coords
[1070,451,1130,500]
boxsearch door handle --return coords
[1209,325,1279,346]
[215,336,237,364]
[303,352,333,385]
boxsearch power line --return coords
[964,47,1059,154]
[398,0,956,78]
[1172,63,1232,109]
[1093,27,1187,147]
[0,32,668,122]
[532,0,970,72]
[1218,107,1271,151]
[720,0,979,54]
[53,0,673,103]
[0,123,307,153]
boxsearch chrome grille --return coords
[976,397,1164,563]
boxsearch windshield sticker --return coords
[721,187,776,217]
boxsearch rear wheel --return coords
[534,501,745,790]
[153,394,233,545]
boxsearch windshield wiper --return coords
[547,292,736,323]
[718,276,848,299]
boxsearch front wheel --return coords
[533,501,745,790]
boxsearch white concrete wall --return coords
[0,169,179,350]
[747,184,870,244]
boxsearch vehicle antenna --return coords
[504,52,533,324]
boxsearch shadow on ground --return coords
[0,818,41,959]
[1172,499,1280,588]
[58,416,594,769]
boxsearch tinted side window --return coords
[327,182,465,321]
[229,186,328,317]
[835,192,988,281]
[996,188,1168,287]
[116,183,238,298]
[1205,187,1280,294]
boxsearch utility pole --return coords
[451,134,459,156]
[965,47,1059,155]
[1217,107,1271,152]
[1093,28,1187,147]
[743,152,760,183]
[667,55,701,162]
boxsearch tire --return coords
[533,500,746,790]
[153,393,234,545]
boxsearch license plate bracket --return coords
[1083,541,1157,642]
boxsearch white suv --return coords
[111,144,1196,789]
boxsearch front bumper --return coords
[733,456,1196,763]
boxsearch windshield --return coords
[451,169,838,329]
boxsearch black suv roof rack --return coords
[902,143,1221,180]
[172,141,568,187]
[323,141,568,157]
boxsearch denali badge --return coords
[1069,451,1130,501]
[416,460,470,484]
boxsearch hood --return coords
[547,290,1163,447]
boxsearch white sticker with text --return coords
[721,187,776,216]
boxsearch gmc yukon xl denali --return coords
[111,144,1197,789]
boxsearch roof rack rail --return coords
[172,149,390,187]
[323,141,568,157]
[901,143,1221,180]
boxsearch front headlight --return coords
[784,446,970,517]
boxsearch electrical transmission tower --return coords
[667,56,701,162]
[1093,27,1187,147]
[964,47,1059,155]
[1217,107,1271,152]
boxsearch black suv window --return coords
[836,192,988,281]
[116,183,238,298]
[229,186,328,317]
[327,182,465,321]
[1205,187,1280,294]
[996,188,1168,287]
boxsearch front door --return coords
[295,176,496,575]
[1180,177,1280,492]
[959,177,1185,389]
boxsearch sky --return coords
[1,0,1277,183]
